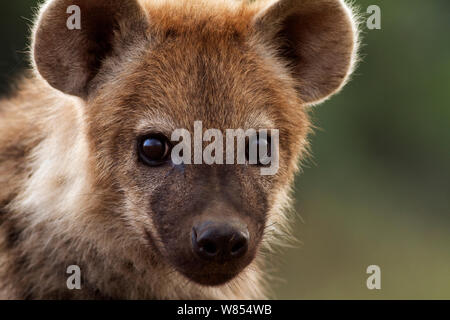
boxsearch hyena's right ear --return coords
[32,0,149,98]
[253,0,359,105]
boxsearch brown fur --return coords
[0,0,358,299]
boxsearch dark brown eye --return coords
[138,134,171,166]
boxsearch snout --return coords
[149,164,268,287]
[192,221,249,262]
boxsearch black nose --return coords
[192,221,249,262]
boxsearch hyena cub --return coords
[0,0,358,299]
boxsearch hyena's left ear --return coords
[253,0,359,105]
[32,0,149,98]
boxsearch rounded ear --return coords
[253,0,359,105]
[32,0,149,98]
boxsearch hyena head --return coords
[32,0,357,289]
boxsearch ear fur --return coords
[253,0,359,105]
[32,0,149,98]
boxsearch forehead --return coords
[92,3,305,136]
[115,39,289,136]
[140,40,274,129]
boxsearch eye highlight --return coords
[138,134,171,166]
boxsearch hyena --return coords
[0,0,358,299]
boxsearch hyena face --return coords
[85,20,304,286]
[32,0,357,289]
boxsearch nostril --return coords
[200,239,218,256]
[230,231,249,258]
[231,238,247,255]
[192,226,221,260]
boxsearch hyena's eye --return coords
[138,134,172,166]
[246,134,272,166]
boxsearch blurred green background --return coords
[1,1,449,299]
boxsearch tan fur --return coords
[0,0,358,299]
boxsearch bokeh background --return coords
[1,0,449,299]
